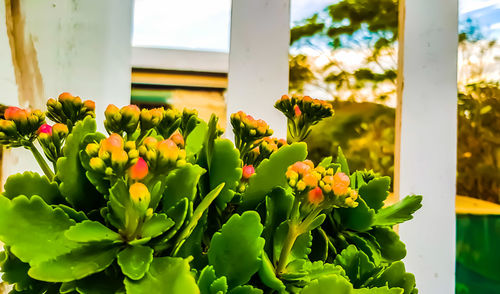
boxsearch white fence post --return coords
[0,0,133,184]
[226,0,289,139]
[395,0,458,292]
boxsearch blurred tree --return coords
[457,83,500,203]
[289,0,398,102]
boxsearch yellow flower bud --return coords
[129,182,151,211]
[89,157,106,172]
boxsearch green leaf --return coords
[197,265,217,294]
[117,245,154,280]
[172,183,224,256]
[241,142,308,210]
[228,286,263,294]
[353,286,404,293]
[0,247,47,292]
[72,271,125,294]
[338,197,375,232]
[28,243,120,282]
[65,220,121,243]
[208,211,265,288]
[3,172,63,204]
[164,198,189,240]
[281,260,346,284]
[336,146,350,175]
[366,261,417,294]
[210,276,228,294]
[372,196,423,226]
[258,250,286,292]
[344,232,381,265]
[57,117,103,211]
[305,214,326,232]
[125,257,199,294]
[56,205,88,222]
[370,227,406,262]
[273,222,312,265]
[210,139,242,209]
[106,179,130,231]
[141,214,175,239]
[262,188,294,255]
[318,156,332,168]
[0,196,79,264]
[300,274,353,294]
[163,163,206,210]
[359,177,391,212]
[334,245,378,288]
[186,120,208,157]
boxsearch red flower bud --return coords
[294,105,302,117]
[242,165,255,180]
[130,157,148,180]
[308,187,324,205]
[38,123,52,135]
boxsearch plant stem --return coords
[28,143,55,180]
[275,221,299,275]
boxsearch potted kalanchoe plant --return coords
[0,93,422,294]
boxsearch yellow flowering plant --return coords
[0,93,422,294]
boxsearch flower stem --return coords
[275,222,299,275]
[28,143,55,180]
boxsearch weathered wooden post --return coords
[226,0,289,139]
[395,0,458,292]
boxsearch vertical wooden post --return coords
[0,0,133,184]
[395,0,458,292]
[226,0,289,139]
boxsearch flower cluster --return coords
[0,107,45,147]
[86,133,140,178]
[46,92,95,130]
[104,104,141,135]
[231,111,273,158]
[245,137,287,166]
[180,108,201,138]
[137,137,186,174]
[38,123,69,163]
[286,160,358,208]
[275,95,334,142]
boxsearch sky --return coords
[132,0,500,52]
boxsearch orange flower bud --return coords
[4,107,28,121]
[130,157,148,180]
[52,123,68,139]
[83,100,95,111]
[102,133,124,152]
[332,172,350,196]
[157,139,179,162]
[169,133,185,148]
